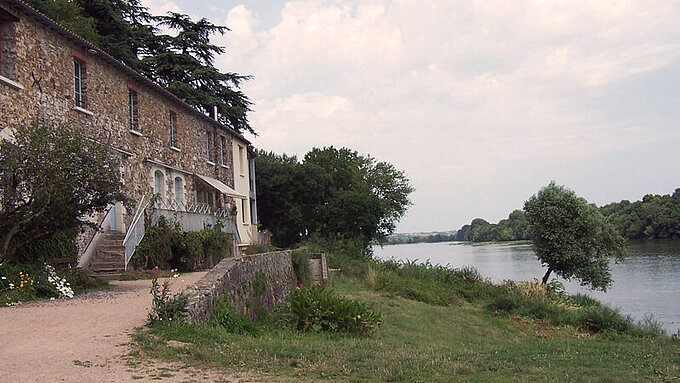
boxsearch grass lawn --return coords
[133,276,680,382]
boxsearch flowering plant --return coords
[45,264,74,299]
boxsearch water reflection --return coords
[373,241,680,334]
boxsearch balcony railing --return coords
[150,198,240,243]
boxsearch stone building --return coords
[0,0,258,276]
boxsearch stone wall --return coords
[183,251,296,324]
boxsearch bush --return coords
[132,217,232,271]
[148,278,188,325]
[579,306,631,333]
[291,249,310,286]
[209,299,259,334]
[287,285,381,336]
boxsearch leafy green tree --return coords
[523,182,626,291]
[255,147,413,251]
[0,120,129,262]
[27,0,101,44]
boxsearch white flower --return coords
[8,283,14,288]
[1,276,6,280]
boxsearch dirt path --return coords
[0,273,251,382]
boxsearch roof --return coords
[1,0,252,146]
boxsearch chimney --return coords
[213,105,218,121]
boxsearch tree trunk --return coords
[541,267,553,284]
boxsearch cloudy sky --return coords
[142,0,680,233]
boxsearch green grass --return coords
[132,273,680,382]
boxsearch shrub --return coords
[209,299,259,334]
[579,306,631,333]
[291,249,310,286]
[0,120,129,263]
[148,278,188,325]
[133,217,232,271]
[57,267,108,293]
[288,285,381,335]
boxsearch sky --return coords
[141,0,680,233]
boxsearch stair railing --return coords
[77,204,115,268]
[123,195,148,270]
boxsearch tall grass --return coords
[324,249,667,338]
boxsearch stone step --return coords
[100,240,125,247]
[94,272,122,281]
[92,260,124,268]
[98,245,125,252]
[104,232,126,238]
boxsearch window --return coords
[154,170,165,202]
[241,199,247,223]
[250,198,257,225]
[74,60,85,108]
[238,145,244,175]
[174,177,183,205]
[129,90,139,132]
[169,112,176,148]
[0,12,19,84]
[205,132,213,163]
[219,136,225,166]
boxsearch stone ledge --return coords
[0,75,23,90]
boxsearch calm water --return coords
[373,240,680,334]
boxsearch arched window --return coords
[174,177,183,205]
[154,170,165,198]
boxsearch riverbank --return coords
[374,240,680,334]
[133,251,679,382]
[135,273,679,382]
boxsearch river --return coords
[373,240,680,335]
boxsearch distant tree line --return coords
[454,210,531,242]
[600,189,680,240]
[386,233,457,245]
[455,188,680,243]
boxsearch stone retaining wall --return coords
[183,251,296,324]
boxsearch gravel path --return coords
[0,273,251,382]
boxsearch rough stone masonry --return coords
[183,251,297,324]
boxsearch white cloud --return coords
[158,0,680,231]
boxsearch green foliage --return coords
[291,249,311,287]
[19,228,78,265]
[132,216,232,271]
[26,0,101,44]
[601,188,680,239]
[0,262,106,305]
[148,278,188,325]
[255,148,413,251]
[386,232,457,245]
[137,275,680,383]
[580,305,631,333]
[454,209,531,242]
[524,182,627,291]
[287,285,381,335]
[209,299,259,335]
[0,120,128,262]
